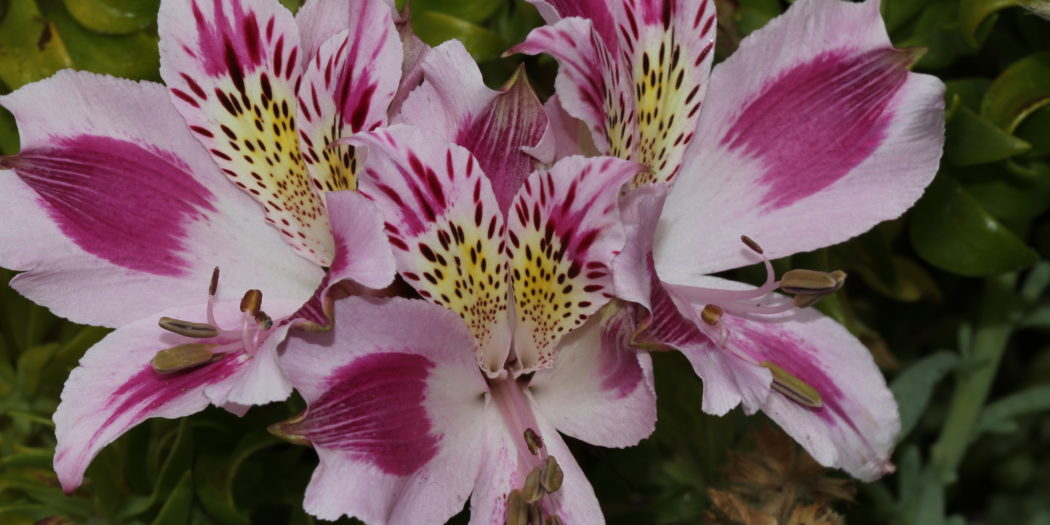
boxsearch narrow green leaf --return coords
[910,175,1038,276]
[0,103,17,155]
[976,385,1050,435]
[39,0,161,81]
[945,78,992,112]
[981,51,1050,133]
[61,0,159,35]
[897,1,968,70]
[412,11,505,62]
[0,0,74,89]
[891,352,959,438]
[945,102,1031,165]
[958,0,1034,48]
[962,162,1050,223]
[413,0,502,23]
[150,471,194,525]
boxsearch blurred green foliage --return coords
[1,0,1049,524]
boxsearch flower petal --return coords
[325,190,397,291]
[0,71,321,327]
[530,308,657,447]
[507,156,641,372]
[655,0,945,279]
[401,41,549,213]
[510,17,633,158]
[469,406,604,525]
[297,0,402,193]
[159,0,333,265]
[278,297,487,524]
[53,300,299,492]
[350,126,511,374]
[611,184,667,306]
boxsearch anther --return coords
[240,289,263,315]
[527,502,543,525]
[523,467,544,503]
[506,490,528,525]
[741,235,764,254]
[760,361,823,408]
[158,317,220,338]
[700,304,724,326]
[540,456,564,493]
[255,311,273,329]
[524,428,543,455]
[779,269,846,295]
[209,267,220,296]
[151,343,216,374]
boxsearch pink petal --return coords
[278,297,488,524]
[159,0,334,265]
[507,155,642,373]
[325,190,397,291]
[655,0,945,279]
[510,18,632,156]
[297,0,402,193]
[530,309,657,448]
[611,184,667,306]
[53,299,300,492]
[469,406,603,525]
[527,0,618,49]
[657,275,899,481]
[402,41,549,213]
[389,13,431,117]
[350,125,512,375]
[0,71,321,327]
[526,94,598,163]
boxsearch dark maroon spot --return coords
[13,135,216,276]
[722,48,910,210]
[296,352,439,476]
[170,88,200,107]
[193,0,266,77]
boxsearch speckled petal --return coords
[507,156,642,373]
[350,125,512,375]
[159,0,333,265]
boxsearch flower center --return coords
[151,267,276,374]
[488,376,566,524]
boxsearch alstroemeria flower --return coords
[0,0,407,491]
[272,120,657,523]
[514,0,945,481]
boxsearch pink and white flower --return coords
[514,0,946,480]
[0,0,406,492]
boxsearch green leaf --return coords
[976,385,1050,434]
[881,0,926,35]
[62,0,159,35]
[910,175,1038,276]
[0,103,17,155]
[945,78,992,112]
[412,11,505,62]
[195,431,280,525]
[0,0,74,89]
[735,0,780,36]
[962,162,1050,223]
[412,0,502,24]
[945,102,1031,165]
[150,471,194,525]
[39,0,161,81]
[958,0,1034,48]
[897,1,968,70]
[1014,105,1050,158]
[891,351,959,438]
[981,51,1050,133]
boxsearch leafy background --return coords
[1,0,1049,523]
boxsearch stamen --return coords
[209,267,220,296]
[240,289,263,315]
[700,304,723,326]
[760,361,823,408]
[741,234,764,254]
[158,317,220,338]
[255,311,274,329]
[524,428,543,455]
[506,490,528,525]
[779,269,846,295]
[523,468,544,503]
[540,456,564,493]
[151,343,217,374]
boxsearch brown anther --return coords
[779,269,845,295]
[158,317,220,339]
[506,490,528,525]
[255,311,273,329]
[540,456,564,493]
[208,267,220,296]
[700,304,724,326]
[523,467,544,503]
[527,502,543,525]
[741,235,764,254]
[524,427,543,455]
[792,293,825,308]
[151,343,216,374]
[760,361,823,408]
[545,515,564,525]
[240,289,262,315]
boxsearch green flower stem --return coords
[929,272,1018,485]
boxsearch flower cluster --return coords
[0,0,944,523]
